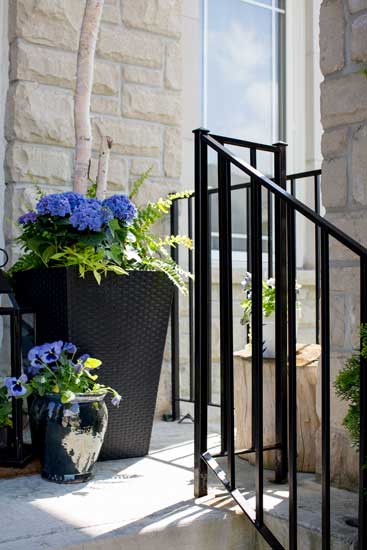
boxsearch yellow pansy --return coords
[84,358,102,370]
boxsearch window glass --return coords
[204,0,285,254]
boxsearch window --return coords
[202,0,286,258]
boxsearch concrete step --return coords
[0,422,358,550]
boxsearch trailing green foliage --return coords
[0,385,12,428]
[334,324,367,447]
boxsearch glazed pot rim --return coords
[40,391,107,404]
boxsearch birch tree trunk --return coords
[96,136,113,200]
[73,0,104,194]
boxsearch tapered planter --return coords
[14,267,173,459]
[30,393,108,483]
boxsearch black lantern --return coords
[0,250,33,467]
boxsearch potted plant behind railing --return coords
[240,272,301,356]
[25,340,120,483]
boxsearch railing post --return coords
[170,198,180,421]
[218,155,235,490]
[273,141,288,484]
[193,127,210,498]
[359,255,367,548]
[251,149,264,527]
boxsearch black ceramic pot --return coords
[30,393,108,483]
[0,426,9,449]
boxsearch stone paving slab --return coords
[0,422,359,549]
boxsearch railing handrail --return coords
[203,134,367,258]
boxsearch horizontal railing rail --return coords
[186,128,367,549]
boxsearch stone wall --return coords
[319,0,367,489]
[4,0,183,416]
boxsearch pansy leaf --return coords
[61,390,75,404]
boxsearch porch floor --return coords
[0,421,358,549]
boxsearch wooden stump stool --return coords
[233,344,320,473]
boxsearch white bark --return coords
[73,0,104,194]
[96,136,113,200]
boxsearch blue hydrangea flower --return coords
[18,212,38,225]
[70,199,113,232]
[37,194,71,217]
[61,192,87,213]
[5,374,28,397]
[102,195,137,224]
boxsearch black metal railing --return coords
[170,128,367,549]
[170,151,321,420]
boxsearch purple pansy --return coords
[111,394,121,407]
[5,374,28,397]
[102,195,137,224]
[40,341,63,364]
[62,342,77,356]
[28,344,47,375]
[18,212,38,225]
[37,194,72,218]
[70,199,113,232]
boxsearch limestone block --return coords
[352,124,367,205]
[327,212,367,260]
[9,0,84,50]
[164,127,182,178]
[330,295,346,348]
[165,42,182,91]
[330,266,360,293]
[102,2,121,24]
[122,0,182,37]
[91,96,120,115]
[321,157,347,208]
[130,159,161,176]
[4,184,46,242]
[11,41,120,96]
[6,144,72,185]
[97,25,163,68]
[124,66,162,86]
[351,13,367,62]
[321,127,348,159]
[122,84,181,124]
[321,74,367,129]
[234,344,320,472]
[348,0,367,13]
[90,155,128,191]
[6,82,74,147]
[92,117,161,157]
[320,0,345,75]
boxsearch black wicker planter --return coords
[14,267,173,460]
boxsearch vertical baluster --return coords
[359,255,367,548]
[170,198,180,420]
[193,128,210,498]
[315,175,321,345]
[287,205,297,550]
[218,155,235,489]
[188,197,194,402]
[251,152,264,526]
[321,229,330,548]
[250,149,257,453]
[207,194,212,405]
[273,142,288,483]
[268,191,273,279]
